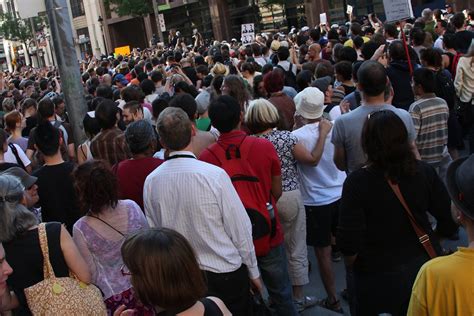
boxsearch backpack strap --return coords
[276,63,293,77]
[37,223,57,279]
[8,143,27,170]
[208,136,251,162]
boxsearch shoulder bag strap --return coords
[37,223,57,279]
[87,214,125,237]
[387,181,437,258]
[8,143,26,170]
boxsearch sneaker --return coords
[331,250,342,262]
[294,296,318,312]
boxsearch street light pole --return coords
[44,0,87,145]
[98,16,108,55]
[152,0,164,43]
[30,17,43,68]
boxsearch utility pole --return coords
[152,0,164,43]
[44,0,87,145]
[30,18,43,68]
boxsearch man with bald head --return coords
[306,44,332,68]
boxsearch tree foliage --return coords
[105,0,154,17]
[0,12,32,43]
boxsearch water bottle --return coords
[266,202,275,219]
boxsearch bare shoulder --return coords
[206,296,232,316]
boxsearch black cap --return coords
[446,155,474,220]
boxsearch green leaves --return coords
[105,0,153,17]
[0,12,32,43]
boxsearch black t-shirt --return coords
[454,30,474,54]
[22,116,38,138]
[4,222,69,315]
[33,162,80,233]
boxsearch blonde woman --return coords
[244,98,332,311]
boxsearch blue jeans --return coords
[257,244,298,316]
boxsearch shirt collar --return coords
[168,150,196,158]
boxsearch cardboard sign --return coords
[241,23,255,45]
[114,46,131,56]
[383,0,414,22]
[320,13,327,25]
[346,5,353,14]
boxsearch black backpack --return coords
[434,70,456,110]
[276,63,297,89]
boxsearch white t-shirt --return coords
[292,122,346,206]
[4,143,31,167]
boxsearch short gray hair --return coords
[422,8,433,20]
[2,98,15,113]
[0,175,38,242]
[157,107,192,151]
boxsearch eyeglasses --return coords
[120,264,132,276]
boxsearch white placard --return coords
[158,14,166,32]
[383,0,414,22]
[320,13,327,25]
[346,5,353,14]
[14,0,45,19]
[241,23,255,45]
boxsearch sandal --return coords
[316,297,344,314]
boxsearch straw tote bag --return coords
[24,223,107,315]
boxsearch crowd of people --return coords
[0,4,473,316]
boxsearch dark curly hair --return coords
[73,160,118,215]
[362,110,416,182]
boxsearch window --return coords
[70,0,85,18]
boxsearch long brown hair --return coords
[362,110,416,182]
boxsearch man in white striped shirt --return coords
[144,107,262,315]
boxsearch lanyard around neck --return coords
[166,154,196,161]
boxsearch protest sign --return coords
[347,5,353,15]
[320,13,327,25]
[241,23,255,45]
[383,0,414,22]
[114,46,131,56]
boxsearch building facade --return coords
[68,0,108,59]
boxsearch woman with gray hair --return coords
[114,120,163,210]
[0,174,91,315]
